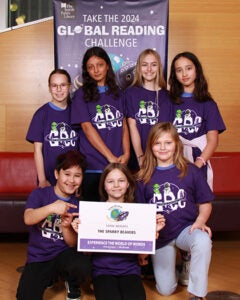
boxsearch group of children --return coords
[16,46,226,300]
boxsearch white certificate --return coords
[77,201,156,254]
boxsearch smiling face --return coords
[104,168,129,203]
[174,56,197,92]
[152,131,176,167]
[49,73,71,108]
[141,53,159,84]
[86,55,109,86]
[54,166,83,198]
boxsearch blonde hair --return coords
[132,49,166,89]
[137,122,188,184]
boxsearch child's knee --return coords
[196,233,212,251]
[155,280,177,296]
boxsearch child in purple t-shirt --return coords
[136,122,214,300]
[68,163,165,300]
[26,69,79,187]
[126,49,171,170]
[168,52,226,189]
[168,52,226,286]
[16,151,91,300]
[71,47,130,202]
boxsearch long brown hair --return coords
[82,47,119,102]
[137,122,188,184]
[168,52,213,104]
[99,163,136,203]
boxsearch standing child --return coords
[26,69,79,187]
[16,150,91,300]
[126,49,171,169]
[168,51,226,189]
[71,47,130,202]
[67,163,165,300]
[136,122,214,300]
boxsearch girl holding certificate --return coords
[68,163,165,300]
[136,122,214,300]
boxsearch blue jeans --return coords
[151,225,212,297]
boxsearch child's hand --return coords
[190,221,212,238]
[138,254,149,266]
[156,213,165,238]
[117,153,130,165]
[71,217,80,233]
[51,200,77,215]
[61,212,79,228]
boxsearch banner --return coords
[53,0,169,90]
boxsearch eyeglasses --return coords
[50,83,70,91]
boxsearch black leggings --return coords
[16,247,91,300]
[93,274,146,300]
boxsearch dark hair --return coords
[55,150,87,173]
[48,69,72,105]
[82,47,119,102]
[99,163,136,203]
[168,52,213,104]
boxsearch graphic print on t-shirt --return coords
[45,121,78,148]
[40,214,63,242]
[151,181,186,214]
[92,104,123,130]
[135,100,159,125]
[173,109,202,135]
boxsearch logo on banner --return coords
[60,2,76,19]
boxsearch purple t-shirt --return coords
[126,86,171,152]
[71,88,125,171]
[136,164,214,249]
[26,102,79,185]
[25,186,79,263]
[92,252,141,278]
[169,96,226,140]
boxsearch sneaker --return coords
[178,259,190,286]
[65,281,81,300]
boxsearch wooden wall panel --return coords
[0,19,54,152]
[0,1,239,152]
